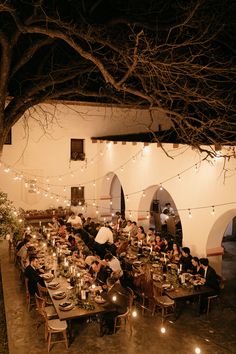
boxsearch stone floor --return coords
[1,239,236,354]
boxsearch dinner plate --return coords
[52,291,66,300]
[152,264,159,268]
[94,296,106,304]
[59,302,74,311]
[48,282,60,290]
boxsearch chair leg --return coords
[47,332,51,352]
[63,330,68,349]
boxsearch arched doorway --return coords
[99,172,125,221]
[110,174,125,215]
[137,185,181,241]
[207,209,236,275]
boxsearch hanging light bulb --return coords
[4,167,10,173]
[146,212,150,219]
[132,309,137,318]
[178,174,182,182]
[129,211,132,218]
[93,181,96,187]
[96,208,99,214]
[194,348,201,354]
[188,209,192,218]
[132,156,136,163]
[56,198,59,202]
[211,206,215,215]
[120,166,124,172]
[195,164,199,172]
[25,182,28,188]
[47,185,50,191]
[110,200,113,205]
[63,186,67,192]
[160,326,166,334]
[44,193,48,198]
[112,295,117,302]
[159,184,163,191]
[46,178,49,183]
[126,195,129,202]
[92,201,96,207]
[78,185,81,190]
[58,176,62,181]
[106,176,110,181]
[142,191,146,198]
[100,150,103,156]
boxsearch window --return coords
[70,139,85,161]
[71,186,85,206]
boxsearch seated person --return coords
[67,212,82,227]
[145,228,156,245]
[100,277,130,335]
[179,247,193,272]
[199,258,220,313]
[91,260,112,286]
[24,255,46,295]
[199,258,220,292]
[161,238,171,253]
[122,220,133,234]
[152,235,163,252]
[168,242,181,262]
[48,216,59,232]
[191,257,204,276]
[103,253,123,278]
[17,238,32,269]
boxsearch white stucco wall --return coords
[1,102,236,269]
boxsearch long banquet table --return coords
[46,276,109,321]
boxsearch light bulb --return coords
[132,310,137,318]
[112,295,117,302]
[160,327,166,334]
[194,347,201,354]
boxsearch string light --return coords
[142,191,146,198]
[188,209,192,218]
[126,195,129,202]
[120,166,124,172]
[194,348,201,354]
[160,326,166,334]
[131,309,137,318]
[195,164,199,172]
[146,212,150,219]
[178,174,182,182]
[211,205,215,215]
[112,295,117,302]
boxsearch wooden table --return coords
[163,284,214,317]
[46,277,108,321]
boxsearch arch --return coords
[99,172,124,219]
[137,185,180,235]
[207,209,236,252]
[206,209,236,274]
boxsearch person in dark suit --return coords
[199,258,220,292]
[24,255,46,295]
[199,258,220,313]
[100,277,130,336]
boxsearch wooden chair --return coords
[152,283,175,322]
[42,308,68,352]
[206,294,221,318]
[37,283,53,306]
[114,287,134,334]
[24,277,35,311]
[35,293,58,320]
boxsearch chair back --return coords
[35,293,46,317]
[127,287,134,309]
[37,282,48,298]
[153,282,164,298]
[25,277,30,296]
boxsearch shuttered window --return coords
[70,139,85,161]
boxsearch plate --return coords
[48,282,60,290]
[94,296,106,304]
[52,291,66,300]
[59,302,74,311]
[152,264,159,268]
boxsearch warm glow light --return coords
[211,206,215,215]
[188,209,192,218]
[178,174,182,181]
[159,184,163,191]
[160,327,166,334]
[142,191,146,197]
[194,347,201,354]
[132,310,137,318]
[112,295,117,302]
